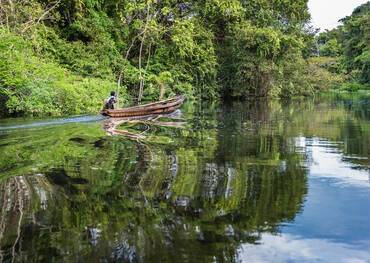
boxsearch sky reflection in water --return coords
[239,233,370,263]
[240,135,370,262]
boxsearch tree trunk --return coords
[159,83,165,100]
[138,1,151,103]
[117,72,123,108]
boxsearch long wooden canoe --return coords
[101,95,185,118]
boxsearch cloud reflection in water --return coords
[238,233,370,263]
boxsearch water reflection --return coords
[238,233,370,263]
[0,93,369,262]
[305,138,370,188]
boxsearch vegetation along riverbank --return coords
[0,0,369,116]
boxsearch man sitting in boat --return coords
[104,91,117,109]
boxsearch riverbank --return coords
[0,0,326,117]
[1,1,368,117]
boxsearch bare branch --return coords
[21,0,61,33]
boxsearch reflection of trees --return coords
[279,94,369,168]
[213,100,307,231]
[0,100,327,262]
[0,175,56,262]
[0,123,107,180]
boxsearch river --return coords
[0,93,369,262]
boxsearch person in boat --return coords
[104,91,117,109]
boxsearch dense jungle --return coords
[1,1,370,262]
[0,0,368,116]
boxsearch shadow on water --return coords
[0,93,369,262]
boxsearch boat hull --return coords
[101,95,185,118]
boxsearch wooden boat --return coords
[101,95,185,118]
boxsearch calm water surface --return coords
[0,93,369,262]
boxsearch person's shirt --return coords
[106,96,116,104]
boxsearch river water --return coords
[0,93,369,262]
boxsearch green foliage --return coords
[305,57,345,91]
[339,82,370,92]
[315,2,369,87]
[319,38,341,57]
[341,2,370,84]
[0,0,343,115]
[220,20,313,98]
[212,0,315,98]
[0,29,125,116]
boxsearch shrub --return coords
[339,82,370,92]
[0,30,126,116]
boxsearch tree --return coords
[341,2,370,84]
